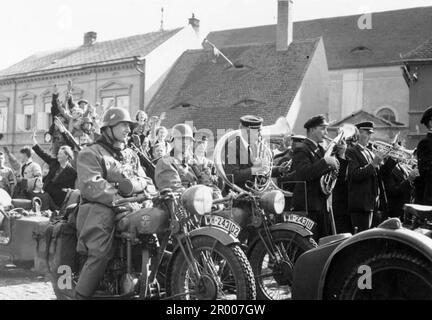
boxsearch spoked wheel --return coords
[336,251,432,300]
[167,236,256,300]
[250,230,317,300]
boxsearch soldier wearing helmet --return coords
[154,123,200,191]
[74,107,154,299]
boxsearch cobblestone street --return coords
[0,256,55,300]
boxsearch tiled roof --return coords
[329,110,406,128]
[147,39,320,133]
[207,6,432,70]
[402,38,432,61]
[0,28,182,78]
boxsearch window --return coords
[0,98,8,132]
[99,81,131,111]
[37,95,52,131]
[23,104,34,131]
[377,108,396,122]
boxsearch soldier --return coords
[417,107,432,205]
[154,123,200,192]
[74,107,154,299]
[291,115,344,240]
[346,121,387,232]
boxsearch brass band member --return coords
[417,107,432,205]
[223,115,269,190]
[346,121,386,232]
[291,115,344,240]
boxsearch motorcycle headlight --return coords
[260,190,285,215]
[181,185,213,216]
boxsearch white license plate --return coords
[203,215,241,238]
[283,213,315,231]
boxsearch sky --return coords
[1,0,432,70]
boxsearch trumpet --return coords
[370,140,417,167]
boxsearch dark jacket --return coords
[346,144,384,212]
[32,144,77,206]
[223,135,254,189]
[291,139,333,212]
[417,132,432,205]
[332,156,350,217]
[380,158,413,218]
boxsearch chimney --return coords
[276,0,293,51]
[188,13,200,31]
[83,31,97,46]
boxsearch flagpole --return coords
[203,39,235,67]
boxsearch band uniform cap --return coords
[77,99,89,105]
[240,115,263,129]
[291,135,307,142]
[355,121,374,132]
[420,106,432,125]
[304,115,329,129]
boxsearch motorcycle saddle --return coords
[404,204,432,220]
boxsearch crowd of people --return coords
[1,79,432,299]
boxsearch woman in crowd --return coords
[32,131,77,207]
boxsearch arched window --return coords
[376,107,396,122]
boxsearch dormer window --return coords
[171,102,199,110]
[233,99,265,108]
[351,46,372,53]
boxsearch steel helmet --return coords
[171,123,195,141]
[81,116,93,125]
[101,107,133,129]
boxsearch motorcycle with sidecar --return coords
[46,184,256,300]
[292,204,432,300]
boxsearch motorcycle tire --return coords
[329,250,432,300]
[249,230,317,300]
[167,235,256,300]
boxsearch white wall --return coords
[144,25,202,110]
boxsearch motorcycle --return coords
[292,205,432,300]
[212,121,317,300]
[49,185,256,300]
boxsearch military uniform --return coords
[155,153,199,192]
[75,108,152,298]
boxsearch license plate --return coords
[283,213,315,231]
[203,215,241,238]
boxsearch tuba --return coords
[214,117,293,196]
[320,124,356,196]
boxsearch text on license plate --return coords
[204,215,241,238]
[283,214,315,231]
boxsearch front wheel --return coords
[167,236,256,300]
[249,230,317,300]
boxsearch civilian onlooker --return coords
[151,142,166,165]
[32,131,77,207]
[0,151,16,196]
[4,146,42,199]
[150,126,171,155]
[28,177,59,211]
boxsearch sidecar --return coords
[0,189,50,265]
[292,215,432,300]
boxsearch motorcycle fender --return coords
[246,222,314,257]
[188,227,240,246]
[317,227,432,299]
[270,222,314,238]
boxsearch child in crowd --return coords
[29,177,59,212]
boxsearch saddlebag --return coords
[33,191,80,275]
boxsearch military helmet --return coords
[81,116,93,125]
[101,107,133,129]
[171,123,195,141]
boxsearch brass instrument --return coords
[320,124,356,196]
[370,140,417,168]
[213,117,293,197]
